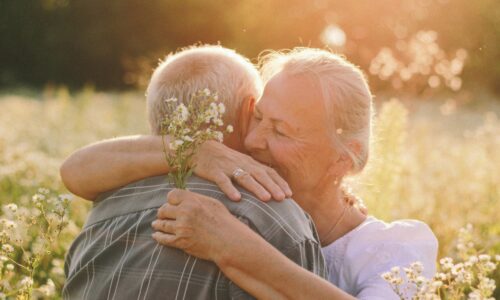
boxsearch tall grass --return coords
[0,88,498,298]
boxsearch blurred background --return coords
[0,0,499,298]
[1,0,500,94]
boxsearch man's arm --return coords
[60,135,168,200]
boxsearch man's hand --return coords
[193,141,292,201]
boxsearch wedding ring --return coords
[232,168,247,180]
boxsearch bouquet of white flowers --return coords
[160,88,233,189]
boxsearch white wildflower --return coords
[440,257,454,271]
[468,256,479,264]
[5,203,17,213]
[59,194,73,202]
[38,279,55,296]
[416,276,426,284]
[214,131,224,142]
[226,125,234,133]
[218,103,226,114]
[411,261,424,274]
[203,88,211,96]
[468,290,481,300]
[6,264,14,271]
[165,97,178,103]
[169,140,184,151]
[2,244,14,253]
[432,280,443,288]
[435,272,447,281]
[381,272,392,281]
[4,220,16,230]
[176,103,189,122]
[182,135,194,142]
[32,194,45,203]
[38,188,49,194]
[19,277,33,289]
[478,254,491,262]
[484,261,496,272]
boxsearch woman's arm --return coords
[60,136,291,201]
[60,135,167,200]
[152,189,355,300]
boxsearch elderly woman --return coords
[62,48,438,299]
[150,49,438,299]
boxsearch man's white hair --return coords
[259,48,373,174]
[147,45,262,134]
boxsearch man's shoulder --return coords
[184,179,317,248]
[94,175,317,246]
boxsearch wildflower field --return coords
[0,88,499,299]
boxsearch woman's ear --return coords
[332,140,362,177]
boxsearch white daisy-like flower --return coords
[176,104,189,122]
[214,131,224,142]
[19,277,33,288]
[183,135,194,142]
[218,103,226,114]
[226,125,234,133]
[2,244,14,253]
[5,203,17,212]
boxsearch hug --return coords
[61,45,437,299]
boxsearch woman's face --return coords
[244,71,340,194]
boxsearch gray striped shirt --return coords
[63,175,327,299]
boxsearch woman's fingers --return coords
[249,169,286,201]
[266,168,292,198]
[194,140,291,202]
[234,171,272,201]
[213,172,241,201]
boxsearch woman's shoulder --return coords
[329,217,438,296]
[343,217,438,260]
[354,217,438,245]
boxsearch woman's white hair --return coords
[259,48,373,174]
[147,45,262,134]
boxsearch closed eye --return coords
[274,128,287,137]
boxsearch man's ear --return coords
[239,96,256,138]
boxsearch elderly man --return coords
[61,45,326,299]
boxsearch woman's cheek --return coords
[272,142,307,176]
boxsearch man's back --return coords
[63,175,326,299]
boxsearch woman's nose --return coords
[244,124,267,152]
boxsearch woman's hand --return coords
[193,140,292,201]
[152,189,246,262]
